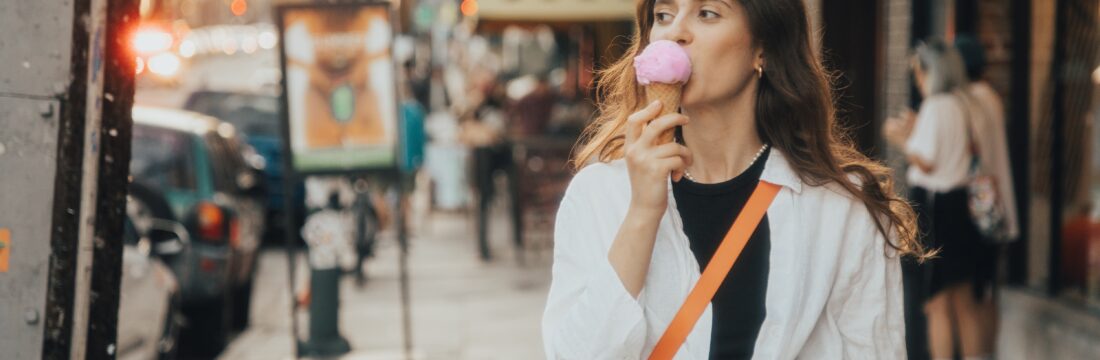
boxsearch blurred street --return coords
[1,0,1098,359]
[220,201,549,359]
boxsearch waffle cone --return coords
[645,83,682,144]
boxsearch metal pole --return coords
[67,0,109,352]
[396,173,414,360]
[281,173,302,359]
[85,0,140,357]
[301,264,352,357]
[275,10,302,353]
[1047,0,1067,297]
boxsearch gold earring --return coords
[755,65,764,79]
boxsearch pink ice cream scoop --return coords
[633,40,693,85]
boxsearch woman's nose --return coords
[667,17,692,45]
[651,12,693,46]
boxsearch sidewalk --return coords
[219,208,551,360]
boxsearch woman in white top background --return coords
[542,0,929,358]
[883,38,1006,360]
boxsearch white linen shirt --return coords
[542,150,906,359]
[905,94,973,192]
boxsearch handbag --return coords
[648,181,781,360]
[955,92,1010,243]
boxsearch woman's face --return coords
[649,0,761,108]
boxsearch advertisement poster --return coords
[278,3,397,173]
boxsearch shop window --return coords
[1026,0,1099,306]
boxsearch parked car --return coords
[129,106,266,355]
[118,191,184,360]
[183,89,305,243]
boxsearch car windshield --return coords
[186,92,280,138]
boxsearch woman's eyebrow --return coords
[701,0,734,9]
[654,0,733,9]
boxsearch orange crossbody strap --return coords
[648,181,781,360]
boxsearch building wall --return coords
[0,1,76,357]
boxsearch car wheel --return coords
[179,293,231,357]
[231,280,253,331]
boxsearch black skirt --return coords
[909,186,997,298]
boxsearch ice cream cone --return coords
[645,83,682,144]
[634,40,691,144]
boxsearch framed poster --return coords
[276,1,398,174]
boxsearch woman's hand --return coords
[624,101,694,212]
[607,101,693,298]
[883,109,916,147]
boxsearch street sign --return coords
[277,2,401,175]
[274,2,408,357]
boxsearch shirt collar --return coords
[663,147,804,194]
[761,148,803,194]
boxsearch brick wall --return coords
[882,0,912,190]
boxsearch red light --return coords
[197,202,225,242]
[460,0,478,16]
[231,0,247,16]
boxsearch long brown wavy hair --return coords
[573,0,927,258]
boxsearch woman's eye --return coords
[699,10,719,19]
[655,12,673,22]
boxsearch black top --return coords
[671,148,770,360]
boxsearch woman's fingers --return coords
[655,144,692,182]
[639,113,689,146]
[624,103,691,182]
[654,157,687,175]
[651,143,694,166]
[625,101,663,145]
[672,170,685,183]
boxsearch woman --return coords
[542,0,926,358]
[955,34,1019,246]
[883,40,992,360]
[955,34,1019,359]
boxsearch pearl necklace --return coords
[682,144,769,183]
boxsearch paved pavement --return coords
[218,205,552,360]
